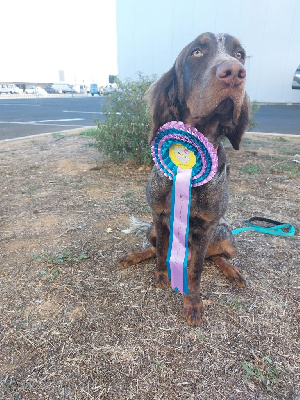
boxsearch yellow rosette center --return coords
[169,143,196,169]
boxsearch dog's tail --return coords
[122,216,152,235]
[122,216,152,248]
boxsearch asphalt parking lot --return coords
[254,104,300,136]
[0,96,299,140]
[0,96,104,140]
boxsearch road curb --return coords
[0,126,95,143]
[246,131,300,138]
[1,128,299,144]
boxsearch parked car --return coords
[90,83,103,96]
[25,86,36,94]
[44,85,62,94]
[51,83,80,94]
[0,85,10,94]
[0,84,23,94]
[103,85,116,95]
[25,86,47,95]
[62,84,80,94]
[292,65,300,89]
[7,84,23,94]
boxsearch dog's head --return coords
[147,32,250,149]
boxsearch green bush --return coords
[93,73,156,165]
[248,100,260,131]
[92,73,259,165]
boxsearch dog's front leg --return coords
[182,232,211,326]
[153,214,170,288]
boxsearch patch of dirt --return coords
[0,131,299,399]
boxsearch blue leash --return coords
[232,217,295,237]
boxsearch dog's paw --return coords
[213,256,246,288]
[155,270,170,288]
[117,253,137,268]
[182,297,204,326]
[226,267,246,288]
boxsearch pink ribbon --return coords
[167,167,192,294]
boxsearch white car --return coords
[0,85,11,94]
[25,86,36,94]
[25,86,47,95]
[103,85,116,95]
[7,84,23,94]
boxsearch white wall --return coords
[116,0,300,103]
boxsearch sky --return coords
[1,0,117,85]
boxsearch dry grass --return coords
[0,131,299,399]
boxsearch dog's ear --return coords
[146,66,181,142]
[226,95,250,150]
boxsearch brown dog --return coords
[119,32,249,325]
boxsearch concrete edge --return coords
[1,127,299,144]
[246,131,300,138]
[0,126,95,143]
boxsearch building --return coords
[116,0,300,103]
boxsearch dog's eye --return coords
[235,51,244,60]
[191,48,203,57]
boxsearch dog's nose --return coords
[216,61,246,86]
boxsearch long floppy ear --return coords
[146,66,181,142]
[226,95,250,150]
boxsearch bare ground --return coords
[0,130,299,400]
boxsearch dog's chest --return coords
[147,166,228,220]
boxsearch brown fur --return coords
[118,32,249,325]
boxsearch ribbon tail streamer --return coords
[167,167,192,295]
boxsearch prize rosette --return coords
[151,121,218,187]
[150,121,218,295]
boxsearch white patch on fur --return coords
[213,33,237,64]
[216,33,227,54]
